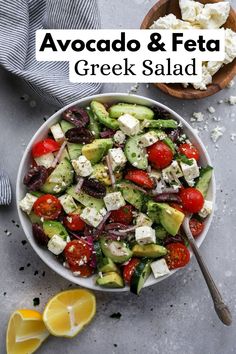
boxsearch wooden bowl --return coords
[141,0,236,99]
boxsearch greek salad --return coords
[20,101,213,294]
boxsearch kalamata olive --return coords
[23,166,48,191]
[81,178,106,199]
[168,128,182,142]
[153,106,172,120]
[100,129,116,138]
[63,106,89,128]
[32,223,48,246]
[65,127,94,144]
[153,193,182,203]
[162,234,185,246]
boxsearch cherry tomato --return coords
[180,188,204,213]
[33,194,62,220]
[189,218,204,238]
[170,203,185,214]
[147,141,173,169]
[64,214,85,231]
[64,239,92,269]
[123,258,140,283]
[68,263,94,277]
[179,143,200,161]
[165,243,190,270]
[109,205,134,225]
[32,138,60,158]
[125,170,154,189]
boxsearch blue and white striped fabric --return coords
[0,171,11,206]
[0,0,102,106]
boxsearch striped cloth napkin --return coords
[0,0,102,106]
[0,171,11,206]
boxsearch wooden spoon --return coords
[141,0,236,99]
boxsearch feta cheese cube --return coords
[80,207,103,227]
[58,194,77,214]
[162,161,183,184]
[47,235,67,255]
[199,200,213,218]
[135,226,156,245]
[19,193,38,215]
[113,130,126,144]
[50,123,65,143]
[103,192,126,211]
[135,213,153,227]
[34,152,54,169]
[151,259,170,279]
[196,2,230,29]
[139,132,158,147]
[179,0,203,23]
[118,114,140,136]
[180,158,200,185]
[108,148,127,171]
[72,155,93,177]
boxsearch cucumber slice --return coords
[109,103,154,120]
[60,120,75,133]
[41,158,74,194]
[100,238,133,263]
[87,109,101,138]
[163,137,176,153]
[28,212,42,225]
[118,181,144,210]
[91,101,119,130]
[130,259,151,295]
[195,166,213,198]
[67,186,104,211]
[67,143,83,160]
[124,136,148,170]
[143,119,178,129]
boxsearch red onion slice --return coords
[97,211,111,230]
[106,155,116,189]
[51,141,67,168]
[75,177,84,193]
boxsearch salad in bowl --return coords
[17,94,214,294]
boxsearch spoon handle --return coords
[184,219,232,326]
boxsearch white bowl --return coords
[16,93,216,292]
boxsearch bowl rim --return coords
[16,93,216,292]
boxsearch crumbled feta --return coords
[207,106,215,114]
[139,131,158,147]
[113,130,126,144]
[135,226,156,245]
[80,207,103,227]
[227,79,235,88]
[179,0,203,23]
[192,111,204,122]
[34,152,54,169]
[135,213,153,227]
[210,126,225,143]
[195,2,230,29]
[180,158,200,185]
[206,61,223,76]
[108,148,127,171]
[162,161,183,185]
[72,155,93,177]
[224,28,236,64]
[228,96,236,105]
[103,192,126,211]
[150,13,192,29]
[19,193,38,215]
[199,200,213,218]
[151,259,170,279]
[47,235,67,255]
[192,65,212,91]
[118,114,140,136]
[230,133,236,141]
[58,194,77,214]
[50,123,65,143]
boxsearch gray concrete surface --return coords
[1,0,236,353]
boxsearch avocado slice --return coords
[100,238,132,263]
[150,202,185,236]
[41,158,74,194]
[28,212,42,225]
[96,272,124,288]
[82,138,113,165]
[99,257,119,273]
[147,201,161,223]
[67,185,104,211]
[132,244,167,258]
[124,135,148,170]
[143,119,178,129]
[155,225,168,240]
[109,103,154,120]
[118,181,144,210]
[43,221,68,240]
[91,101,119,130]
[91,163,122,186]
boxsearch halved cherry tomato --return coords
[170,203,185,214]
[147,141,173,169]
[32,138,60,158]
[125,170,154,189]
[180,188,204,213]
[33,194,62,220]
[189,218,204,238]
[64,239,92,270]
[68,263,94,277]
[165,243,190,270]
[123,258,140,283]
[179,143,200,161]
[64,214,85,231]
[109,205,134,225]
